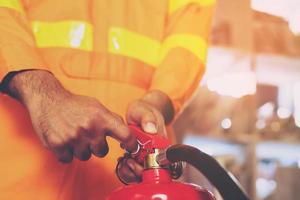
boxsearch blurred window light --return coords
[294,81,300,127]
[295,114,300,127]
[207,71,256,98]
[221,118,232,129]
[258,102,275,119]
[277,107,292,119]
[278,84,294,111]
[203,47,256,97]
[251,0,300,35]
[205,48,251,78]
[257,141,300,166]
[256,119,266,129]
[256,55,300,86]
[256,178,277,199]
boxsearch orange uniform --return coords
[0,0,214,199]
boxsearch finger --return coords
[141,114,158,134]
[130,106,166,136]
[140,109,167,137]
[117,158,141,183]
[127,103,158,134]
[72,141,92,161]
[53,146,73,163]
[118,163,137,183]
[147,110,167,137]
[126,158,143,177]
[105,114,137,152]
[90,136,109,157]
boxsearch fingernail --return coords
[143,122,157,134]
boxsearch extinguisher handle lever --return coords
[129,125,171,150]
[127,125,170,163]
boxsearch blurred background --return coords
[173,0,300,199]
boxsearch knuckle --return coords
[127,100,141,111]
[51,141,66,149]
[66,132,78,142]
[46,134,61,145]
[87,108,109,128]
[78,114,98,131]
[114,114,123,121]
[113,115,123,126]
[122,133,134,144]
[104,115,123,129]
[47,136,67,149]
[80,118,93,130]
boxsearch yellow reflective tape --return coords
[0,0,23,13]
[160,34,208,63]
[32,21,93,51]
[108,27,207,67]
[169,0,215,14]
[108,27,161,66]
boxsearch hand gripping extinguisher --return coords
[106,125,250,200]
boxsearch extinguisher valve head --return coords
[144,149,161,169]
[156,149,169,166]
[156,148,185,179]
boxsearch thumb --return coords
[126,101,162,135]
[141,121,158,134]
[141,113,167,137]
[134,108,158,134]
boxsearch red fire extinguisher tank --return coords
[106,126,249,200]
[107,168,215,200]
[107,125,216,200]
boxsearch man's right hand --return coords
[6,70,137,163]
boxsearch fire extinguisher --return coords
[106,125,250,200]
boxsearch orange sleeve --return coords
[0,1,46,81]
[150,1,215,113]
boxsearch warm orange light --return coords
[204,47,257,98]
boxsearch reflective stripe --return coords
[108,27,160,66]
[108,27,207,67]
[169,0,215,14]
[32,21,93,51]
[160,34,208,63]
[0,0,23,12]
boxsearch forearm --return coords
[6,70,70,110]
[142,90,175,124]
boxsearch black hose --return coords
[165,144,250,200]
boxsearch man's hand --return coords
[117,90,175,183]
[127,90,175,135]
[7,70,137,163]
